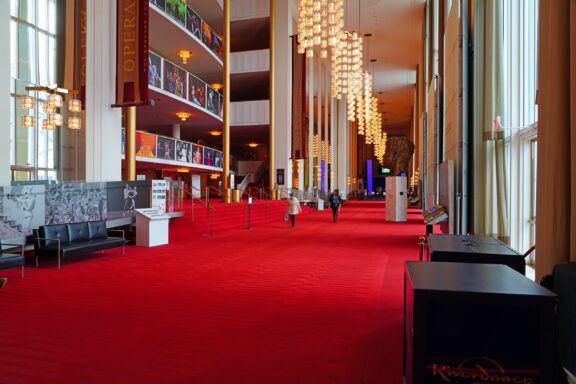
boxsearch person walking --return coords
[328,189,342,222]
[286,193,302,228]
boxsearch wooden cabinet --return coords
[404,261,557,384]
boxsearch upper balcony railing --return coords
[149,51,223,121]
[122,129,223,171]
[150,0,223,62]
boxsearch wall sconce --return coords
[68,99,82,113]
[176,112,191,121]
[177,49,192,64]
[47,93,63,109]
[42,102,55,114]
[42,119,55,131]
[21,95,34,110]
[68,116,82,130]
[209,130,222,136]
[247,142,259,148]
[48,113,63,127]
[21,115,35,128]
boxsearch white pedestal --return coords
[135,209,170,247]
[385,176,407,222]
[317,199,324,211]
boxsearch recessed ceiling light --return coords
[177,49,192,64]
[175,112,191,121]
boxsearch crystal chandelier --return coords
[297,0,344,59]
[331,31,363,100]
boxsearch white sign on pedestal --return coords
[134,208,170,247]
[151,180,167,213]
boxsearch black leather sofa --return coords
[0,239,25,277]
[33,221,125,268]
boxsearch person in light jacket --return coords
[286,193,302,228]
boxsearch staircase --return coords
[171,198,315,236]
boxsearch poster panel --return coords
[201,21,213,49]
[107,181,151,219]
[213,151,222,168]
[45,182,107,224]
[185,7,202,40]
[166,0,186,26]
[219,94,223,118]
[192,144,204,164]
[206,87,219,115]
[163,60,186,99]
[136,131,157,158]
[0,185,45,239]
[150,0,165,11]
[188,74,206,108]
[148,51,162,88]
[115,0,149,106]
[212,31,223,59]
[176,141,192,162]
[204,148,214,166]
[156,136,176,160]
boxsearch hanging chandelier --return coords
[297,0,344,59]
[331,31,363,100]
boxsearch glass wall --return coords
[501,0,539,258]
[10,0,59,181]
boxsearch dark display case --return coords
[404,261,557,384]
[428,234,526,275]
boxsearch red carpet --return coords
[0,201,425,384]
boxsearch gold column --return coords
[223,0,231,201]
[125,106,136,181]
[269,0,275,196]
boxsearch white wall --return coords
[85,0,122,182]
[231,100,269,125]
[272,0,293,189]
[230,0,269,20]
[0,0,11,185]
[231,50,269,74]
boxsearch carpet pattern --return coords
[0,201,425,384]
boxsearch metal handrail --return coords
[184,188,216,236]
[205,186,222,207]
[203,206,216,238]
[242,187,270,223]
[184,185,206,218]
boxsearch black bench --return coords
[0,239,25,277]
[33,221,125,268]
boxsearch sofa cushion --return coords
[0,253,24,269]
[88,221,107,240]
[40,224,69,248]
[67,222,90,243]
[61,238,125,258]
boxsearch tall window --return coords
[10,0,59,181]
[500,0,539,258]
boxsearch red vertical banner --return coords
[291,37,306,159]
[73,0,87,107]
[115,0,149,106]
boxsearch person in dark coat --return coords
[328,189,342,222]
